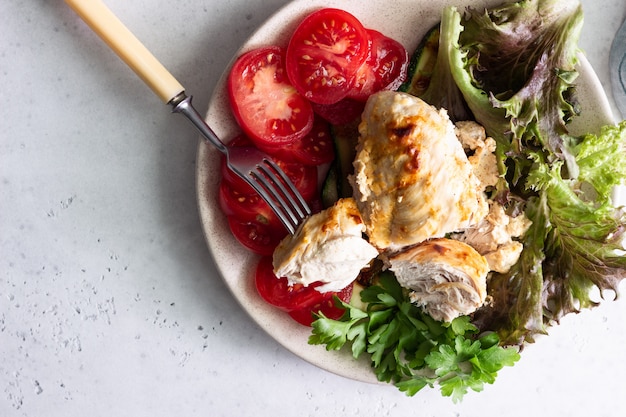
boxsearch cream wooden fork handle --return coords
[65,0,185,104]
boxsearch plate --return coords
[195,0,614,384]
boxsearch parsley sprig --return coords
[309,272,520,402]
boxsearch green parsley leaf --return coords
[309,274,520,401]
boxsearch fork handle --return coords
[65,0,184,104]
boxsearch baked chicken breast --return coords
[272,198,379,293]
[351,91,488,251]
[389,238,489,322]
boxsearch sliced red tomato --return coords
[307,198,323,216]
[227,217,287,256]
[260,116,335,165]
[218,181,280,227]
[288,282,353,326]
[348,29,409,101]
[286,8,370,105]
[221,133,318,202]
[255,256,328,311]
[311,97,365,125]
[274,159,318,202]
[228,46,314,148]
[288,117,335,165]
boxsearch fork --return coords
[171,94,311,233]
[64,0,311,234]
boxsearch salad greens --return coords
[443,0,584,182]
[439,0,626,345]
[310,0,626,400]
[310,273,520,402]
[478,121,626,344]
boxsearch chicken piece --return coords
[272,198,379,293]
[451,202,532,273]
[484,241,524,274]
[389,238,489,322]
[351,91,488,252]
[455,120,487,151]
[455,121,499,191]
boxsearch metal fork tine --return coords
[167,94,309,234]
[252,171,299,230]
[248,157,313,235]
[245,177,298,234]
[259,158,311,219]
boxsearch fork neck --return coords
[170,92,228,154]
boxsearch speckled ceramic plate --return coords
[196,0,614,384]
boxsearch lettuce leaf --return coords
[432,0,626,345]
[475,121,626,345]
[473,192,550,345]
[534,122,626,323]
[443,0,583,183]
[417,13,471,122]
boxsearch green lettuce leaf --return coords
[475,121,626,344]
[473,192,550,345]
[443,0,583,183]
[533,122,626,323]
[433,0,625,345]
[418,13,471,121]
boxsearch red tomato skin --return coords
[255,256,329,311]
[258,116,335,165]
[286,8,370,105]
[311,98,365,126]
[273,160,318,202]
[348,29,409,101]
[227,217,287,256]
[220,134,318,203]
[218,180,281,227]
[288,283,354,326]
[228,46,314,148]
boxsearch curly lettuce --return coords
[535,123,626,320]
[443,0,583,184]
[475,122,626,345]
[430,0,626,345]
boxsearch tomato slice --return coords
[288,117,335,165]
[255,256,328,311]
[255,257,354,326]
[228,46,314,148]
[218,181,281,227]
[274,159,318,202]
[348,29,409,101]
[288,283,353,326]
[260,116,335,165]
[220,133,318,202]
[311,97,365,125]
[227,217,287,256]
[286,8,370,105]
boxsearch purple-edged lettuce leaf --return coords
[475,121,626,346]
[437,0,626,345]
[444,0,583,182]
